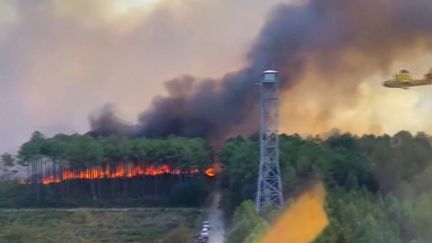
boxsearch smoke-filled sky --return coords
[1,0,432,152]
[0,0,282,152]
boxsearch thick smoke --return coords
[91,0,432,142]
[89,105,133,137]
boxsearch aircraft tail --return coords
[425,68,432,80]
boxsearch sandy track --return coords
[208,191,225,243]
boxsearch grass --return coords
[0,208,202,243]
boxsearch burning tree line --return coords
[16,131,213,206]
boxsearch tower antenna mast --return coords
[256,70,283,212]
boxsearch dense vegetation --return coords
[0,208,202,243]
[223,131,432,242]
[19,131,212,167]
[3,130,432,242]
[1,132,213,207]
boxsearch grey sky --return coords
[0,0,283,152]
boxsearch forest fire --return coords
[204,167,216,177]
[39,164,214,185]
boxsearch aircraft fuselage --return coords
[382,79,432,89]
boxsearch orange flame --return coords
[204,167,216,177]
[40,164,201,185]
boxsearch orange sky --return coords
[280,54,432,137]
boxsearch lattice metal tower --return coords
[256,70,283,212]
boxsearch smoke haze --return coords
[2,0,432,152]
[0,0,281,152]
[91,0,432,142]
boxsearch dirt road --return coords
[208,191,225,243]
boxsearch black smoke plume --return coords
[91,0,432,142]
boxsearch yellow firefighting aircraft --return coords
[383,69,432,89]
